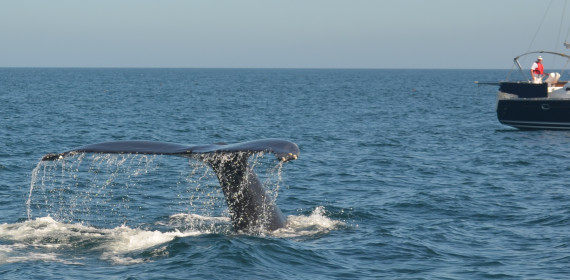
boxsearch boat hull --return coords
[497,99,570,129]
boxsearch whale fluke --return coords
[41,139,300,232]
[42,139,299,162]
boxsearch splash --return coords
[26,152,285,231]
[16,149,345,267]
[0,208,344,265]
[27,153,166,227]
[0,216,200,265]
[159,213,232,233]
[272,206,345,238]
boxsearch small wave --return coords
[273,206,345,238]
[166,213,231,224]
[156,213,233,234]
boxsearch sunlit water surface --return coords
[1,68,569,279]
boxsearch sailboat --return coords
[493,51,570,129]
[480,3,570,130]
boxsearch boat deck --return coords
[498,81,570,100]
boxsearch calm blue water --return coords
[1,68,569,279]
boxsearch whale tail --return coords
[205,152,285,231]
[41,139,299,232]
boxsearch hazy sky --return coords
[2,0,570,68]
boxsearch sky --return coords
[1,0,570,69]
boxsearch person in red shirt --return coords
[531,56,545,83]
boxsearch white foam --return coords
[272,206,344,238]
[0,216,202,265]
[102,225,200,253]
[0,208,344,264]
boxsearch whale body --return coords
[42,139,300,232]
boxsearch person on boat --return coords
[531,56,545,83]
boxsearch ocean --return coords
[0,68,568,279]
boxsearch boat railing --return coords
[512,51,570,82]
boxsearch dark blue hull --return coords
[497,99,570,129]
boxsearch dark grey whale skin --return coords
[42,139,300,233]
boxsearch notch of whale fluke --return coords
[40,139,300,233]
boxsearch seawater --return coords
[1,68,569,279]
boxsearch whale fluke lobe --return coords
[41,139,299,232]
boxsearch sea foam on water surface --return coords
[0,216,201,265]
[0,207,344,265]
[273,206,345,238]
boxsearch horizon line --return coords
[0,66,512,71]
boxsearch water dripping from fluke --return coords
[30,139,300,234]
